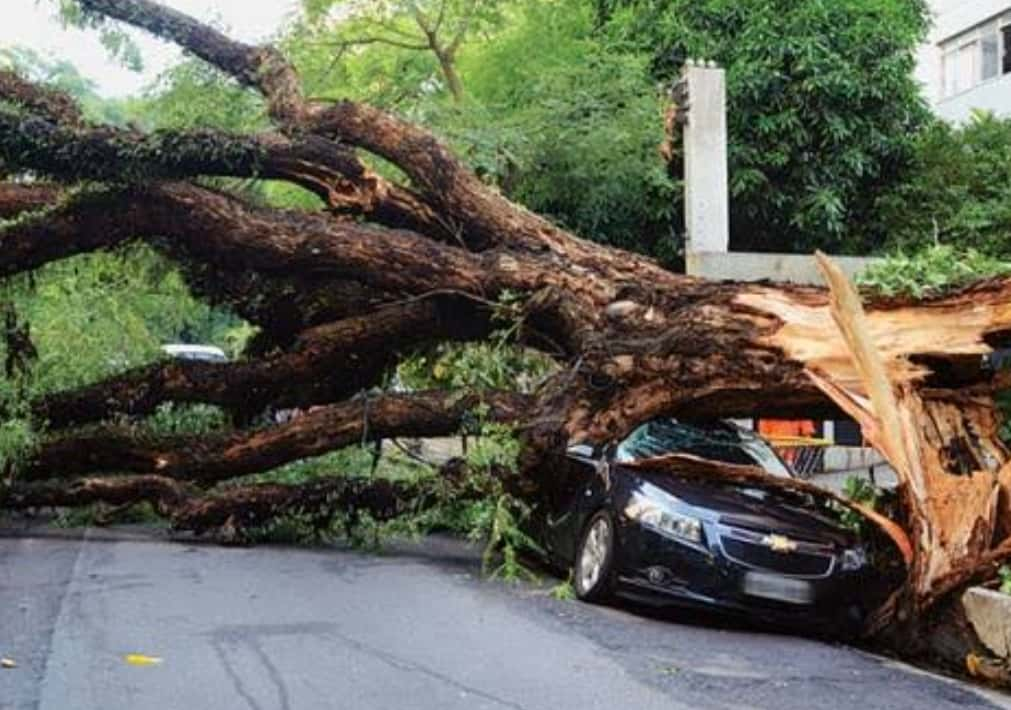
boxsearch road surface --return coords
[1,527,1007,710]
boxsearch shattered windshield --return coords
[614,419,792,478]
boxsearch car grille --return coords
[719,528,834,577]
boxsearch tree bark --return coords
[2,464,493,538]
[26,390,529,483]
[36,298,491,428]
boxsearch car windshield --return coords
[614,419,792,478]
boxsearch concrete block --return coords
[962,586,1011,659]
[686,251,880,286]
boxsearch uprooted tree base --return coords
[3,0,1011,682]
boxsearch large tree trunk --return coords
[3,0,1011,672]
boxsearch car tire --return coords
[573,510,616,602]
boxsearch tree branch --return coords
[0,186,144,277]
[26,389,530,482]
[0,183,63,220]
[433,0,450,36]
[447,0,480,56]
[0,109,450,239]
[37,297,491,428]
[80,0,306,125]
[0,180,520,297]
[0,69,85,128]
[329,36,430,52]
[73,0,588,253]
[3,457,506,538]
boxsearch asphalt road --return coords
[1,527,1007,710]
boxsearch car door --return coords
[543,444,607,563]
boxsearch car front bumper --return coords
[611,519,869,633]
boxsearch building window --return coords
[1004,24,1011,74]
[983,28,1000,79]
[940,16,1011,99]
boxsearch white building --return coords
[915,1,1011,122]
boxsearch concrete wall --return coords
[686,252,879,286]
[936,72,1011,123]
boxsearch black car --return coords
[530,418,873,633]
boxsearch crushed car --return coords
[529,418,881,635]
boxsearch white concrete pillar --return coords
[822,419,835,444]
[681,61,729,264]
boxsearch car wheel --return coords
[573,511,616,602]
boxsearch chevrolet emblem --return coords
[763,534,797,553]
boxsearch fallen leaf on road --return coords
[1,657,16,669]
[124,654,163,667]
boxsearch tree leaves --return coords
[604,0,931,254]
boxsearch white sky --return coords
[0,0,300,97]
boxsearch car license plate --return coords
[743,572,813,605]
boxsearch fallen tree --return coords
[3,0,1011,676]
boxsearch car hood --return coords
[630,468,855,548]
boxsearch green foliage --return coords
[0,46,139,125]
[132,60,324,210]
[996,392,1011,447]
[842,475,880,509]
[293,0,507,102]
[857,244,1010,298]
[603,0,930,254]
[479,493,540,582]
[0,236,245,474]
[840,476,877,534]
[135,60,267,133]
[549,575,577,601]
[141,403,230,437]
[238,512,324,545]
[9,244,238,394]
[458,413,541,582]
[0,376,41,480]
[444,2,674,254]
[234,448,430,546]
[54,500,164,528]
[472,48,674,255]
[838,474,893,540]
[283,0,929,256]
[398,341,554,393]
[56,0,144,72]
[285,0,676,255]
[873,112,1011,256]
[465,419,521,471]
[241,507,387,547]
[999,565,1011,595]
[398,291,556,392]
[247,444,428,487]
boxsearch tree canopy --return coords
[602,0,931,253]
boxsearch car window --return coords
[614,419,791,477]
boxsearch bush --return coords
[857,244,1010,298]
[874,112,1011,257]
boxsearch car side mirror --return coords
[566,443,596,459]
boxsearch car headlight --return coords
[626,496,702,544]
[840,546,868,571]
